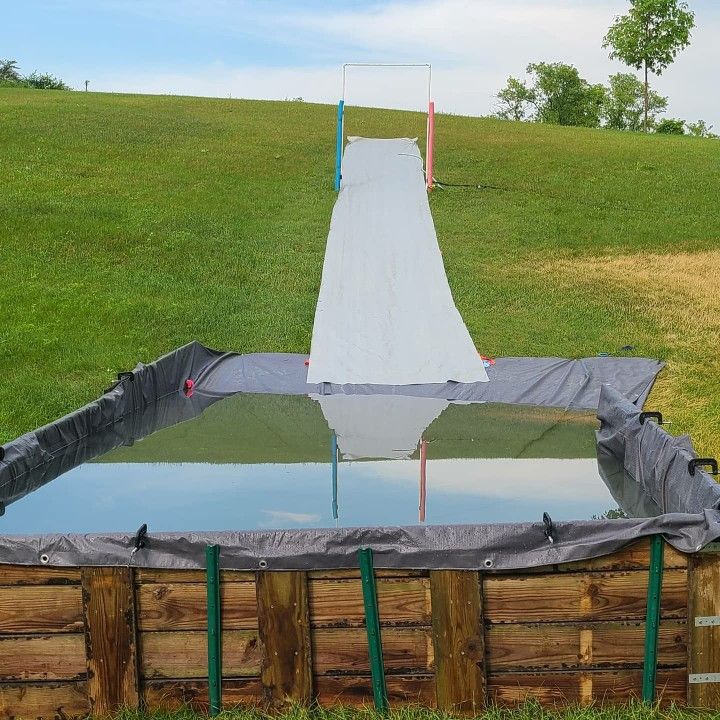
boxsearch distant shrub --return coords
[0,59,70,90]
[23,72,70,90]
[655,118,685,135]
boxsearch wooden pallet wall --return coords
[0,539,703,719]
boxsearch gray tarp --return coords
[597,384,720,515]
[2,341,718,570]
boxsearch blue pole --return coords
[331,432,338,520]
[334,100,344,191]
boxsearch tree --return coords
[24,72,69,90]
[0,58,21,82]
[602,72,667,130]
[495,63,605,128]
[655,118,685,134]
[686,120,718,139]
[529,62,606,127]
[496,77,536,121]
[603,0,695,133]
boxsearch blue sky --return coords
[2,1,718,126]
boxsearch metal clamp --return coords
[689,458,719,476]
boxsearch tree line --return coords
[495,0,716,138]
[0,59,69,90]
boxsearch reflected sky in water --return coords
[0,393,632,534]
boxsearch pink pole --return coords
[426,101,435,190]
[419,439,427,522]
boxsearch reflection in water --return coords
[0,391,658,535]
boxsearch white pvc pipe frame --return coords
[340,63,433,178]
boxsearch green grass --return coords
[114,702,718,720]
[1,88,719,452]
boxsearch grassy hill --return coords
[1,88,719,453]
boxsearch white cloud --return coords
[73,0,719,127]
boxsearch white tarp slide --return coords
[312,394,449,460]
[307,137,489,385]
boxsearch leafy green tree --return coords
[529,62,606,127]
[496,77,536,121]
[24,72,69,90]
[602,72,667,130]
[0,58,21,82]
[603,0,695,132]
[686,120,718,138]
[655,118,685,134]
[495,63,605,128]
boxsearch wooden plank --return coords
[81,567,140,715]
[488,669,686,707]
[532,540,687,573]
[136,569,255,584]
[256,571,313,707]
[484,569,687,623]
[430,570,486,714]
[0,586,84,633]
[0,682,89,720]
[0,635,86,681]
[688,553,720,708]
[0,565,82,586]
[309,577,431,628]
[487,620,687,670]
[315,675,436,707]
[137,582,257,631]
[143,679,263,711]
[308,569,427,580]
[312,627,433,675]
[140,630,263,679]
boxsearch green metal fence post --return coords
[642,535,664,702]
[358,547,388,712]
[206,544,222,715]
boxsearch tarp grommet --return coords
[39,553,49,564]
[258,559,268,570]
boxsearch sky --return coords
[2,0,718,127]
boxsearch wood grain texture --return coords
[487,621,687,670]
[484,569,687,623]
[309,577,431,628]
[430,570,486,713]
[315,675,436,707]
[688,553,720,708]
[143,679,263,711]
[0,586,83,633]
[0,635,86,681]
[522,540,687,574]
[140,630,263,679]
[0,682,89,720]
[312,627,433,674]
[136,569,255,584]
[256,571,313,707]
[81,567,139,715]
[488,669,687,707]
[308,570,427,580]
[0,566,82,586]
[137,582,257,631]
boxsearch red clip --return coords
[183,378,195,397]
[304,359,310,366]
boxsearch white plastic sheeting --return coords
[307,137,489,385]
[312,394,449,460]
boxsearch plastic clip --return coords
[639,411,663,425]
[543,512,555,544]
[131,523,148,557]
[689,458,719,477]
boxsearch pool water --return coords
[0,392,650,535]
